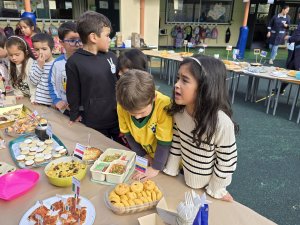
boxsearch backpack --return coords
[49,24,58,36]
[225,27,231,43]
[205,26,211,39]
[199,26,206,40]
[4,26,14,38]
[211,26,218,39]
[184,26,193,41]
[171,25,179,38]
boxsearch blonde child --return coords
[6,36,35,100]
[29,33,55,106]
[164,55,238,202]
[116,70,173,180]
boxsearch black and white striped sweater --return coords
[164,109,237,199]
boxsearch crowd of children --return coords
[0,11,238,202]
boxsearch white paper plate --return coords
[19,195,96,225]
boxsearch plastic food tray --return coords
[90,148,136,184]
[104,186,161,215]
[8,134,68,168]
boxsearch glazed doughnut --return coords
[143,180,155,191]
[130,181,144,193]
[115,183,130,195]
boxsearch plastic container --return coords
[104,160,128,183]
[90,161,109,182]
[44,156,87,187]
[104,185,162,215]
[99,149,123,163]
[0,169,39,201]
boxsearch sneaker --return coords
[269,59,273,65]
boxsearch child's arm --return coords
[29,60,43,86]
[66,61,81,121]
[163,123,182,176]
[206,119,237,199]
[48,62,62,105]
[124,134,147,156]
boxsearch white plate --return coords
[19,195,96,225]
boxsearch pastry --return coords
[44,154,52,160]
[44,139,53,145]
[130,181,143,193]
[83,147,102,161]
[20,150,30,155]
[28,151,36,156]
[55,146,64,152]
[30,147,38,152]
[115,183,130,195]
[35,157,44,164]
[143,180,155,191]
[59,149,67,155]
[16,154,26,161]
[53,153,61,158]
[25,160,34,166]
[24,139,32,144]
[37,141,44,147]
[25,156,35,161]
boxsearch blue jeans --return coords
[269,44,279,60]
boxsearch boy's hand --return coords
[37,53,45,68]
[56,100,68,110]
[266,32,271,38]
[221,192,234,202]
[132,167,159,181]
[69,115,82,126]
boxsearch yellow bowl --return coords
[44,156,87,187]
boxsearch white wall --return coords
[120,0,160,46]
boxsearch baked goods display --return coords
[82,147,102,161]
[9,135,68,168]
[105,180,163,214]
[6,115,47,136]
[90,148,136,184]
[0,105,27,128]
[179,52,193,57]
[20,195,96,225]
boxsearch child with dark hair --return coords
[117,49,148,76]
[66,11,120,142]
[6,36,35,100]
[48,21,82,114]
[164,55,238,202]
[116,69,173,180]
[29,33,54,105]
[0,33,9,91]
[19,17,37,55]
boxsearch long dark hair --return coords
[6,36,35,87]
[168,54,239,147]
[117,49,148,72]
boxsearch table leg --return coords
[264,80,271,106]
[245,76,253,102]
[266,79,275,114]
[271,80,279,108]
[250,77,256,102]
[289,85,300,120]
[273,80,281,116]
[287,84,292,105]
[297,107,300,124]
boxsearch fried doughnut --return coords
[133,199,143,205]
[115,183,130,195]
[137,192,142,198]
[113,202,125,208]
[126,191,136,200]
[109,191,118,199]
[109,195,121,204]
[156,190,163,200]
[146,190,152,197]
[121,199,129,207]
[128,199,135,206]
[143,180,155,191]
[151,191,157,201]
[140,196,149,203]
[120,195,129,201]
[141,191,148,198]
[130,181,144,193]
[147,196,152,202]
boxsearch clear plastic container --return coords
[104,185,162,215]
[90,161,109,182]
[103,160,128,183]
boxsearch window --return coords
[166,0,234,24]
[0,0,73,19]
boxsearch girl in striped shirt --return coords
[164,55,238,202]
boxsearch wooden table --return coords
[0,100,277,225]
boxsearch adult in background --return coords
[267,5,290,65]
[280,11,300,93]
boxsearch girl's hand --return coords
[266,32,271,38]
[131,167,159,181]
[221,192,234,202]
[37,53,45,69]
[56,100,68,110]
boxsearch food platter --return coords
[19,195,96,225]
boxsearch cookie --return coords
[25,160,34,166]
[16,154,26,161]
[44,139,53,145]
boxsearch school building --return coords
[0,0,299,49]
